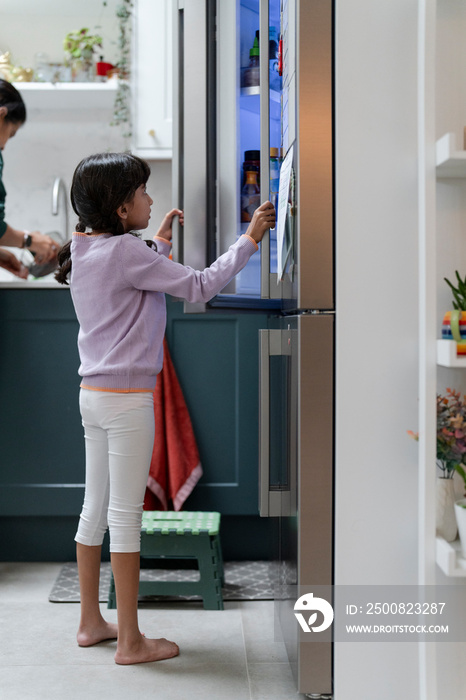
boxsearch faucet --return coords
[51,177,69,243]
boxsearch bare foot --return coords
[77,620,119,647]
[114,635,180,665]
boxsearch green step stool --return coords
[107,511,224,610]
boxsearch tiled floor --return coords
[0,563,306,700]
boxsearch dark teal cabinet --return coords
[0,289,84,516]
[0,290,276,560]
[165,299,270,514]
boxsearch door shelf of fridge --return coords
[241,0,259,13]
[233,225,278,298]
[241,86,281,100]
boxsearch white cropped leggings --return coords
[75,389,155,553]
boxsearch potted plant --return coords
[63,28,103,82]
[442,271,466,355]
[409,388,466,541]
[453,453,466,557]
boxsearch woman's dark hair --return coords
[0,79,26,124]
[55,152,151,285]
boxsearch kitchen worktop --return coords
[0,248,64,287]
[0,279,64,288]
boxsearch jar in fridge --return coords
[242,150,260,188]
[241,170,260,223]
[243,36,260,88]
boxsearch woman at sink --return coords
[0,79,57,276]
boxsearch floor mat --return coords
[49,560,274,603]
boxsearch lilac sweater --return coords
[70,231,258,392]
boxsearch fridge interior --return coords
[216,0,283,301]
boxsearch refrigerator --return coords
[172,0,334,695]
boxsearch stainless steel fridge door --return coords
[172,0,333,309]
[218,0,285,301]
[270,312,334,696]
[173,0,288,305]
[258,0,279,300]
[293,0,334,311]
[172,0,209,312]
[258,325,297,517]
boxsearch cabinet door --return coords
[133,0,172,158]
[164,300,270,514]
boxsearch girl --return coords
[55,151,275,665]
[0,79,57,273]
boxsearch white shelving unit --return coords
[12,81,118,110]
[435,340,466,575]
[437,339,466,367]
[436,536,466,577]
[436,132,466,178]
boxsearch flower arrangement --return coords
[409,388,466,486]
[436,390,466,480]
[63,29,103,63]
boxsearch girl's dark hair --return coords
[0,79,26,124]
[55,152,151,285]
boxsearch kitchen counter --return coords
[0,262,63,288]
[0,248,65,287]
[0,279,64,288]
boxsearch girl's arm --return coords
[155,208,184,242]
[152,209,183,258]
[125,202,275,303]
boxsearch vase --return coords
[441,310,466,355]
[70,58,94,83]
[454,499,466,557]
[436,477,458,542]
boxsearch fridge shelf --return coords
[241,85,280,99]
[436,536,466,577]
[437,339,466,367]
[436,132,466,177]
[240,87,281,117]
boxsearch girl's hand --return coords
[0,248,28,279]
[246,201,276,244]
[156,209,184,242]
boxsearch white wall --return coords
[0,0,121,67]
[335,0,420,697]
[3,102,172,243]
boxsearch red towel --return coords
[145,338,203,511]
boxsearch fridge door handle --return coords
[259,330,271,516]
[172,0,207,313]
[259,0,270,300]
[259,0,287,301]
[172,0,183,266]
[259,329,292,517]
